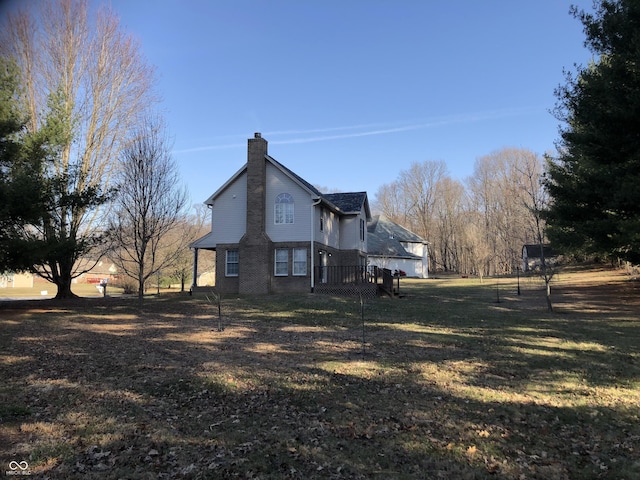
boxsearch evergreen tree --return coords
[0,58,111,292]
[1,0,155,298]
[0,57,47,272]
[546,0,640,263]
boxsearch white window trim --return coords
[225,250,239,277]
[275,193,294,224]
[274,248,289,276]
[293,248,307,276]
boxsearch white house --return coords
[191,133,371,294]
[367,215,429,278]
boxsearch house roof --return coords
[367,233,419,259]
[323,192,371,219]
[523,244,557,258]
[204,154,324,205]
[267,155,323,198]
[367,215,427,259]
[204,153,370,219]
[190,231,216,249]
[324,192,364,213]
[368,215,427,243]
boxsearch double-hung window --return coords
[225,250,239,277]
[275,248,288,276]
[293,248,307,276]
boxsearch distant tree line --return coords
[374,148,548,278]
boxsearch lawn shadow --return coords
[1,272,639,479]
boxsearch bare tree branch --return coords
[109,116,188,299]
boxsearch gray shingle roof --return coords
[323,192,368,214]
[367,215,427,258]
[368,215,426,243]
[523,244,557,258]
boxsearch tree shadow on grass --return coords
[1,287,639,479]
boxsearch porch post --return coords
[191,248,199,290]
[310,198,321,292]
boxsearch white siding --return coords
[315,207,340,249]
[403,242,426,258]
[368,257,426,278]
[401,242,429,278]
[338,208,367,252]
[210,172,247,244]
[265,163,313,242]
[339,216,356,250]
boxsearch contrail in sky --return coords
[173,107,537,154]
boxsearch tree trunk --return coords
[137,262,145,299]
[53,271,78,299]
[545,279,553,312]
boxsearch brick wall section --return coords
[271,241,311,293]
[239,133,272,294]
[215,245,239,294]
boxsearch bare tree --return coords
[0,0,156,298]
[166,206,211,291]
[110,117,188,299]
[467,148,543,277]
[433,177,466,272]
[393,161,447,273]
[400,160,446,239]
[462,214,493,283]
[517,152,555,311]
[375,181,410,225]
[373,149,550,282]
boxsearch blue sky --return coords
[7,1,596,208]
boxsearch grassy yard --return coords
[0,267,638,479]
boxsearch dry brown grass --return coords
[0,266,639,479]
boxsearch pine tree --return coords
[546,0,640,263]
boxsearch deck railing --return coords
[314,265,371,285]
[314,266,395,287]
[312,265,400,297]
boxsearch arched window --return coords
[275,193,294,224]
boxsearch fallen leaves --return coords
[0,286,639,479]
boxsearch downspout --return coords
[310,198,322,292]
[424,242,429,279]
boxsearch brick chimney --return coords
[245,132,268,237]
[239,133,272,294]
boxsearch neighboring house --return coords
[191,133,371,294]
[74,258,119,285]
[0,271,34,288]
[367,215,429,278]
[522,244,558,272]
[0,259,119,290]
